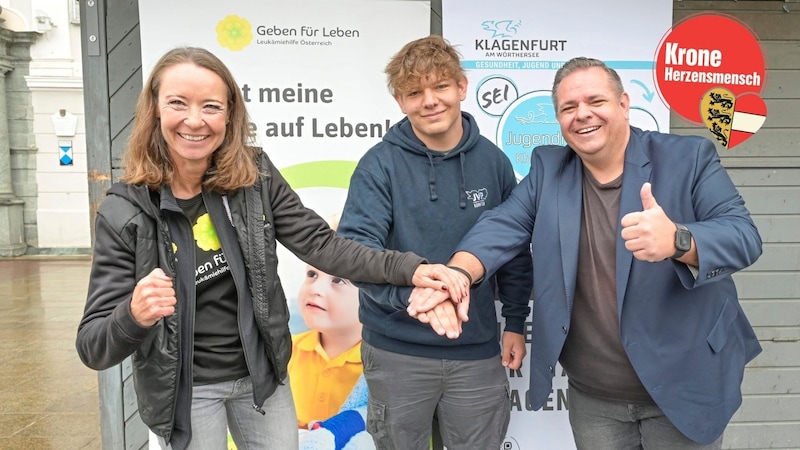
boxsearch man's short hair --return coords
[551,57,624,108]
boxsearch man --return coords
[337,35,532,450]
[410,57,762,449]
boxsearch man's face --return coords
[555,66,630,163]
[395,75,468,151]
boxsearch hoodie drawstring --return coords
[458,152,467,209]
[425,151,468,209]
[427,152,438,202]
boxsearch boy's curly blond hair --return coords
[384,35,465,97]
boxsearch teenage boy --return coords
[337,35,533,450]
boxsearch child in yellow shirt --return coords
[288,240,363,430]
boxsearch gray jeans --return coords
[361,341,511,450]
[568,383,724,450]
[156,376,297,450]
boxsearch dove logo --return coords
[513,103,558,125]
[496,91,565,178]
[481,20,522,39]
[466,188,489,208]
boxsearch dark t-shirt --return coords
[177,194,248,385]
[559,169,653,404]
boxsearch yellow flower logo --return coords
[193,213,221,251]
[216,15,253,51]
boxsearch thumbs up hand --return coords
[639,180,659,211]
[620,182,678,262]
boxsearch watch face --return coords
[676,228,692,251]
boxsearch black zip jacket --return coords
[76,150,425,448]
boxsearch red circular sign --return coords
[654,13,765,124]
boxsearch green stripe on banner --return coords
[279,160,358,189]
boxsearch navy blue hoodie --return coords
[338,112,532,360]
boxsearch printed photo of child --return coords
[288,214,365,441]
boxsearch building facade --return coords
[1,0,89,256]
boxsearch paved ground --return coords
[0,257,101,449]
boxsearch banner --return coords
[443,0,672,179]
[138,2,430,448]
[443,1,673,448]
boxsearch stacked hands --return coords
[406,282,470,340]
[406,262,472,340]
[407,269,527,371]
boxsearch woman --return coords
[75,47,464,450]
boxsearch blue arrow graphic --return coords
[631,80,655,102]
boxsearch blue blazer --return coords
[458,127,762,444]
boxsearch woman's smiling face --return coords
[157,63,229,171]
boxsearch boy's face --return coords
[297,265,360,333]
[394,74,467,151]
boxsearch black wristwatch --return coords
[672,223,692,259]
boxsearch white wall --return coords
[12,0,91,249]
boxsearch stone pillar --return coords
[0,28,39,256]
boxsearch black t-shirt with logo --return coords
[176,193,248,385]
